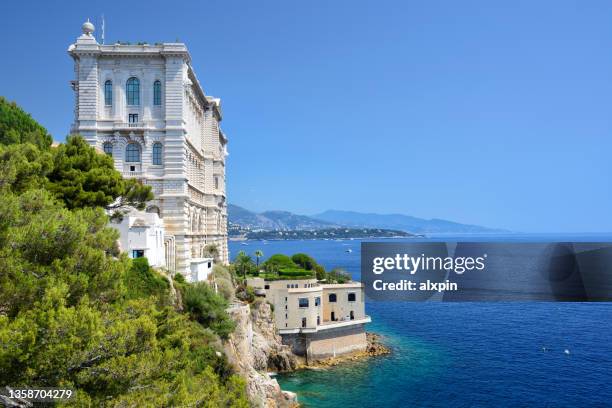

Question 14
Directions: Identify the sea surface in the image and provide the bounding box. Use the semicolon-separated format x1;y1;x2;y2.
229;235;612;407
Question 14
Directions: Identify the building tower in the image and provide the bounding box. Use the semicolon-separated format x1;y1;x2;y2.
68;20;229;277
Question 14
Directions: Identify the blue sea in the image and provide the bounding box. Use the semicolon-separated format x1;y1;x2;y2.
229;235;612;407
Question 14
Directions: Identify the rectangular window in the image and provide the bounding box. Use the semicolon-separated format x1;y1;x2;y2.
153;80;162;106
315;297;321;307
298;298;309;308
317;316;320;325
348;292;356;302
301;318;307;328
214;176;219;189
152;143;162;165
129;113;139;124
265;285;270;290
104;81;113;106
131;249;144;258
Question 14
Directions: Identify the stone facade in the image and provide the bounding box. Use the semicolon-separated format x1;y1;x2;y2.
68;21;228;277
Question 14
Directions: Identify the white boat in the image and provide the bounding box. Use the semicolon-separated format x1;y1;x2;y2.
346;249;353;253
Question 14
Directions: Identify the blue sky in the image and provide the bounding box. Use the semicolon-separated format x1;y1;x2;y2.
1;0;612;232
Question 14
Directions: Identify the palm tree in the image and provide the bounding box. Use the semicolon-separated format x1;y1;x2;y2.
235;250;253;279
254;250;263;267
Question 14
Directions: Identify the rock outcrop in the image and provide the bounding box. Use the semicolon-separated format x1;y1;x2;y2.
224;301;298;407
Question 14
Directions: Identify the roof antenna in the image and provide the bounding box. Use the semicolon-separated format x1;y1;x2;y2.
101;14;105;44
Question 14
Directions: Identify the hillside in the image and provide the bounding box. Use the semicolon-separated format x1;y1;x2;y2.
229;204;337;230
229;204;503;234
313;210;505;234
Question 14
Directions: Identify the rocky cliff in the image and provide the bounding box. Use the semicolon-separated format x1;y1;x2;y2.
224;300;298;407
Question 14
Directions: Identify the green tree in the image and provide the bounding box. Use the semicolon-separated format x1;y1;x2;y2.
263;254;297;270
182;282;236;339
0;101;248;406
0;143;52;193
292;253;317;270
46;135;153;211
234;250;254;279
0;96;53;149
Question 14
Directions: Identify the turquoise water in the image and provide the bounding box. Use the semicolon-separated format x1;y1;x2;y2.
229;236;612;407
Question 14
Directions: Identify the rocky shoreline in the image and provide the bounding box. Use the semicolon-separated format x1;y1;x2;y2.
225;297;389;407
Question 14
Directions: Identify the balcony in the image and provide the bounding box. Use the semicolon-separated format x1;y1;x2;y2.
277;315;371;335
114;121;147;131
123;163;143;178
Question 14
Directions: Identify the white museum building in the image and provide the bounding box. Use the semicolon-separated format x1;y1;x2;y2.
68;20;228;281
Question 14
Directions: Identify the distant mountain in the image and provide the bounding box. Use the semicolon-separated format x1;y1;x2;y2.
229;204;504;234
312;210;505;234
228;204;337;230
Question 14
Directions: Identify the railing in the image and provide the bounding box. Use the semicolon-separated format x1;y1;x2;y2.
114;122;146;129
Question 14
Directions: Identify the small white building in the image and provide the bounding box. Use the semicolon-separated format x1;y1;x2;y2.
113;210;167;268
190;257;214;282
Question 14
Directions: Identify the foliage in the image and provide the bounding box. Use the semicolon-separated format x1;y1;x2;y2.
292;253;317;270
182;282;236;339
216;278;235;301
203;243;220;262
327;267;352;284
0;96;53;149
212;264;235;301
264;254;297;270
0;187;246;406
0;143;52;193
234;250;256;278
0;102;248;407
173;272;186;284
46;135;153;211
235;285;255;303
123;257;170;303
246;252;351;283
314;264;327;280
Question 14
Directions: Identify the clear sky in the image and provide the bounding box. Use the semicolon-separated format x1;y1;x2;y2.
1;0;612;232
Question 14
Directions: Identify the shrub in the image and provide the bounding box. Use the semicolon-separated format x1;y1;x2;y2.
235;285;255;303
183;282;235;339
124;257;170;303
216;277;234;301
212;264;232;281
264;254;296;270
292;253;317;270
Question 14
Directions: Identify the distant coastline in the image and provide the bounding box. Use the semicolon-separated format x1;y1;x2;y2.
229;227;419;241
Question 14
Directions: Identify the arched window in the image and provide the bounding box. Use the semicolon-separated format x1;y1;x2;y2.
153;80;162;106
103;142;113;156
329;293;337;303
125;143;141;162
104;80;113;106
126;77;140;105
152;142;163;165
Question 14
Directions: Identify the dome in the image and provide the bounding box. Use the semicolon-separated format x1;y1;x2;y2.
82;19;95;35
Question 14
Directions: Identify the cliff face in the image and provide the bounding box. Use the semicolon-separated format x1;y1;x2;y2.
224;300;298;407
